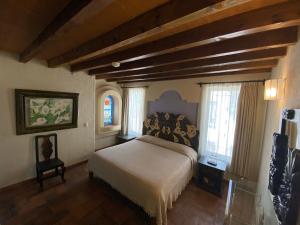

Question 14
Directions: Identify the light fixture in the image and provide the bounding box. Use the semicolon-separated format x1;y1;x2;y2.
112;61;121;68
214;37;226;42
264;79;285;100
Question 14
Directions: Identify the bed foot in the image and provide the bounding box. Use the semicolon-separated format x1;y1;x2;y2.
142;213;156;225
147;217;156;225
88;171;94;179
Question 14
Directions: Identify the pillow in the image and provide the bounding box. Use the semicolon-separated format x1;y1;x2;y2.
137;135;197;163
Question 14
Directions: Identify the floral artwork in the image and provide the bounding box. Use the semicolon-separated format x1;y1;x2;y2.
15;89;78;135
26;98;73;127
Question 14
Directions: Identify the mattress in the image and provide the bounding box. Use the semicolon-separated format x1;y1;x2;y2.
88;135;197;225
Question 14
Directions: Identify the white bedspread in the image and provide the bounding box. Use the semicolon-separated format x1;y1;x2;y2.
88;135;197;225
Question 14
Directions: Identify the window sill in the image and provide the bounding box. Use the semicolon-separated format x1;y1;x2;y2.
96;130;120;139
97;124;121;138
100;125;121;132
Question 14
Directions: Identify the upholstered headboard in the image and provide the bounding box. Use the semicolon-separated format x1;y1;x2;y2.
143;112;199;151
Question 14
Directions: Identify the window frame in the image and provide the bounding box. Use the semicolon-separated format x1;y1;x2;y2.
199;84;241;164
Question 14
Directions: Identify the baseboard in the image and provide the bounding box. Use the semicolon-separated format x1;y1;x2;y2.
0;160;88;193
67;160;88;169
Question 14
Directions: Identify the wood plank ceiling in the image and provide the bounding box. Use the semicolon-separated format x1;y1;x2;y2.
1;0;300;83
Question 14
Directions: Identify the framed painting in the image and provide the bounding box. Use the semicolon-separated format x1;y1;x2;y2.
15;89;79;135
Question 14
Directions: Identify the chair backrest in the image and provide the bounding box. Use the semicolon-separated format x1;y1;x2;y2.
35;133;58;163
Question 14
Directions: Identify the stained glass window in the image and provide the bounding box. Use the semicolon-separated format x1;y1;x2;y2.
104;95;113;126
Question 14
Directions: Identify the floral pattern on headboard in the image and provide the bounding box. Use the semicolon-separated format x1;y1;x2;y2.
142;112;199;151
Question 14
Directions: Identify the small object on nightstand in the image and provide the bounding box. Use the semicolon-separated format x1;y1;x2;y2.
197;156;226;197
207;160;217;166
117;134;136;144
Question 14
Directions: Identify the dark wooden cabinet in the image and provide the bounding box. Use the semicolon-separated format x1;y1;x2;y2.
197;157;226;197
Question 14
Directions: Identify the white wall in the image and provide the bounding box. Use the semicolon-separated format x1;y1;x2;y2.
257;28;300;225
0;51;95;188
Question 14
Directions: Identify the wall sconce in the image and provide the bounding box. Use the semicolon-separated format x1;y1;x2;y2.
264;79;285;100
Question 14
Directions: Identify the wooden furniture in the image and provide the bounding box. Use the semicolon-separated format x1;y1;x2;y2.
197;156;226;196
35;133;65;190
224;179;263;225
89;113;199;224
117;134;136;144
89;135;197;225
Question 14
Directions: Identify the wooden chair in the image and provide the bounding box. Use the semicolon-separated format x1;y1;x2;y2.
35;133;65;190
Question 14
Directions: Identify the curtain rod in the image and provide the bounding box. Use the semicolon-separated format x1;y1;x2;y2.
198;79;266;86
120;85;149;89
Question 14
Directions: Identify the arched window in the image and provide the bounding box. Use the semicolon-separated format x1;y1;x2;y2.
96;88;122;134
103;95;114;126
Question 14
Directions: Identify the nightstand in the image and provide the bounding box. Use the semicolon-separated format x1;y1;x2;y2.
197;156;226;197
117;134;136;144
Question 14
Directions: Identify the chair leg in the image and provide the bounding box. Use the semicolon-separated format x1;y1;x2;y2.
89;171;94;179
61;166;66;182
39;181;43;190
36;167;39;182
38;171;43;191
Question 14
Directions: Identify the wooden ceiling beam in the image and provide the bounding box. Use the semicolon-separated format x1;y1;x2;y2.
115;68;272;83
47;0;225;67
72;1;300;71
103;59;277;81
79;27;297;72
19;0;92;63
92;47;286;79
89;47;287;76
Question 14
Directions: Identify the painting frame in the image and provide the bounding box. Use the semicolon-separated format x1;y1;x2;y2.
15;89;79;135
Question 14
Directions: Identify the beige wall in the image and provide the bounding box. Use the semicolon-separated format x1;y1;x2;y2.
0;51;95;188
132;73;271;104
257;29;300;225
143;74;270;128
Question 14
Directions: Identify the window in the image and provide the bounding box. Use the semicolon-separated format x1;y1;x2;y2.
128;88;146;136
103;95;114;126
96;88;122;134
199;84;241;164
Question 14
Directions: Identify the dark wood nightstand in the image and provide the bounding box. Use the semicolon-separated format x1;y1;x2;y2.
197;157;226;197
117;134;136;144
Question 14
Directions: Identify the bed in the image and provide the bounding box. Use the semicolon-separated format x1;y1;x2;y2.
88;112;199;225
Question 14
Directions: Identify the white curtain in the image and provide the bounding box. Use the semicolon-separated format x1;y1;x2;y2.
199;83;241;164
121;88;129;136
128;87;146;136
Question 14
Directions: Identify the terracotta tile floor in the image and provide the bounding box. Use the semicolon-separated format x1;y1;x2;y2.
0;163;227;225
